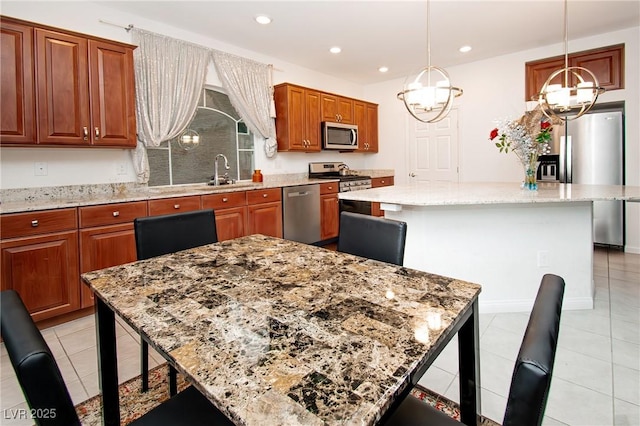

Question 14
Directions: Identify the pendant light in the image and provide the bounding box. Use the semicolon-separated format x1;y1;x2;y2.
397;0;463;123
538;0;604;121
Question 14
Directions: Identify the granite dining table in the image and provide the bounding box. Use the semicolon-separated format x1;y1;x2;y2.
82;234;481;426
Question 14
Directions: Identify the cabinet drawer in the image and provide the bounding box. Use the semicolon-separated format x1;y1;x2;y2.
319;182;339;195
79;201;147;228
371;176;394;188
148;196;202;216
202;191;247;210
1;208;77;239
247;188;282;205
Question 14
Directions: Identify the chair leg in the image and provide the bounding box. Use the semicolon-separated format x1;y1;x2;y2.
141;338;149;393
169;366;178;396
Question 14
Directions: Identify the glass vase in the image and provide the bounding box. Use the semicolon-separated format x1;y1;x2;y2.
522;160;540;191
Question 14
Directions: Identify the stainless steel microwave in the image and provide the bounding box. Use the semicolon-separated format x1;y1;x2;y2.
322;122;358;150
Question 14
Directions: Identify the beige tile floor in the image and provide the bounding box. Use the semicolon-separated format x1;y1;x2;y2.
1;247;638;425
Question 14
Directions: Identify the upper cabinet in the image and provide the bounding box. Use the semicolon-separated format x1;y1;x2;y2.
321;93;354;124
354;101;378;153
274;82;378;153
274;83;321;152
525;44;624;101
1;16;137;148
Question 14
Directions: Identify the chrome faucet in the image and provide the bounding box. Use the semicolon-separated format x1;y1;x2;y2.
212;154;230;186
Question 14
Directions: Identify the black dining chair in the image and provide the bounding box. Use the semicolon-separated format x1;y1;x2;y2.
337;211;408;266
134;209;218;394
0;289;233;426
383;273;566;426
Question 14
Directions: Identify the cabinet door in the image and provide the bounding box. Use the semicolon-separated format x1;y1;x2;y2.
215;206;247;241
320;194;339;240
571;46;624;91
35;29;90;145
79;223;137;307
88;40;136;147
321;93;338;122
337;97;354;124
353;101;366;152
524;57;565;102
1;231;80;322
148;196;201;216
304;89;321;151
0;19;35;144
365;103;378;152
247;202;282;238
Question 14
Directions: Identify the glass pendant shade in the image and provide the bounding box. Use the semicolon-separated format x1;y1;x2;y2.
177;129;200;151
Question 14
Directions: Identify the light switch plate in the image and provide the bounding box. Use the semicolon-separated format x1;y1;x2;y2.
34;162;48;176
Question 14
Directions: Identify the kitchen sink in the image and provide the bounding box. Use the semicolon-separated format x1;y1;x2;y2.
147;182;258;194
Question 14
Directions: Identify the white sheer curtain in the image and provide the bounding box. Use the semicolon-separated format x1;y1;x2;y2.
130;29;211;183
211;51;277;158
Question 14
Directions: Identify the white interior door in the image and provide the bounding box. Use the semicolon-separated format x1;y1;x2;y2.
407;108;459;183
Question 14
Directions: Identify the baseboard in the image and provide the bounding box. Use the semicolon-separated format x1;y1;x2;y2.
624;245;640;254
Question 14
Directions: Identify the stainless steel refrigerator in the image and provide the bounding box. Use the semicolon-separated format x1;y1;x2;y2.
552;110;625;247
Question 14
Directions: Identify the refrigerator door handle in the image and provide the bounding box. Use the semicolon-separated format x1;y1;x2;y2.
559;135;566;182
565;135;572;183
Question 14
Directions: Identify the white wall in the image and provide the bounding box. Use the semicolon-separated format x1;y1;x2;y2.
364;26;640;252
0;1;374;189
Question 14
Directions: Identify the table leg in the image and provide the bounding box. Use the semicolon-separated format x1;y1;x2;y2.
96;298;120;426
458;299;481;425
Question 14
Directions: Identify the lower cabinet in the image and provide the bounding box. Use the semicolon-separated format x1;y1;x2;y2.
148;196;202;216
320;182;339;240
202;191;247;241
247;188;282;238
78;201;147;307
0;208;80;322
371;176;395;217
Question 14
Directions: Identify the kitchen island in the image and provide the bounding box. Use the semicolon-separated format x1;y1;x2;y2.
339;182;640;313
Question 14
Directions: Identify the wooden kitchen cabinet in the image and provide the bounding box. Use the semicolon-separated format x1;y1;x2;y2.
525;44;624;101
0;16;136;147
0;18;36;144
247;188;282;238
148;196;202;216
202;191;247;241
371;176;394;217
78;201;147;307
274;83;321;152
319;182;339;240
354;101;379;152
321;93;354;124
0;208;80;322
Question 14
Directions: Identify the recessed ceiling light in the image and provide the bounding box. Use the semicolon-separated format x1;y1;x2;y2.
329;46;342;54
459;45;472;53
255;15;272;25
378;66;389;73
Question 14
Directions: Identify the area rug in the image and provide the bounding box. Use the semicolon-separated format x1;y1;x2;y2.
75;365;499;425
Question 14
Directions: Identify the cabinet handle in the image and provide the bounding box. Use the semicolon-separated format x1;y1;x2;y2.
112;211;120;217
222;197;228;202
95;127;100;139
174;204;180;209
328;186;333;190
262;194;268;198
381;180;385;184
83;127;88;141
31;220;39;227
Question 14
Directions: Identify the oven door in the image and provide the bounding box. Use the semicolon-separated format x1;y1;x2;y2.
339;199;371;216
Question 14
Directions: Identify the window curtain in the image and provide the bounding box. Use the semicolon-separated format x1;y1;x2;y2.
211;51;278;158
130;28;211;183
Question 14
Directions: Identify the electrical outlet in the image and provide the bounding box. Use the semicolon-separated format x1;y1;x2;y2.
537;250;549;267
34;162;48;176
116;163;127;175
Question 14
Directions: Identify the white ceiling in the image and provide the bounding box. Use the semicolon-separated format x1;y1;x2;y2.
98;0;640;85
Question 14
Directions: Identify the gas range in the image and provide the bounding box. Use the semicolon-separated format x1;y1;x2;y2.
308;162;372;192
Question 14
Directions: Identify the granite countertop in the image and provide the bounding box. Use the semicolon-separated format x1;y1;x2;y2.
0;169;395;214
82;234;480;426
339;182;640;206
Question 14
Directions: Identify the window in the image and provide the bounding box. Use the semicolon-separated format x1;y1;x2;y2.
147;87;254;186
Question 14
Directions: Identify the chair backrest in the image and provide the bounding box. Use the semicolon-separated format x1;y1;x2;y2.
337;211;407;266
0;290;81;426
134;209;218;260
503;273;565;426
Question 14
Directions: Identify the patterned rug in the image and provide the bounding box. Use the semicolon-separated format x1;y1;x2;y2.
75;365;500;425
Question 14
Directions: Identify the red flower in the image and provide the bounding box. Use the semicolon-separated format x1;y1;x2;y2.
540;121;551;130
489;128;499;140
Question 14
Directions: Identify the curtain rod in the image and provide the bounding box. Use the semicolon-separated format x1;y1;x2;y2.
97;18;283;72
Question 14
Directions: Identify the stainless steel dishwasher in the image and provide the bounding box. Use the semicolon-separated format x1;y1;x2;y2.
282;184;320;244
